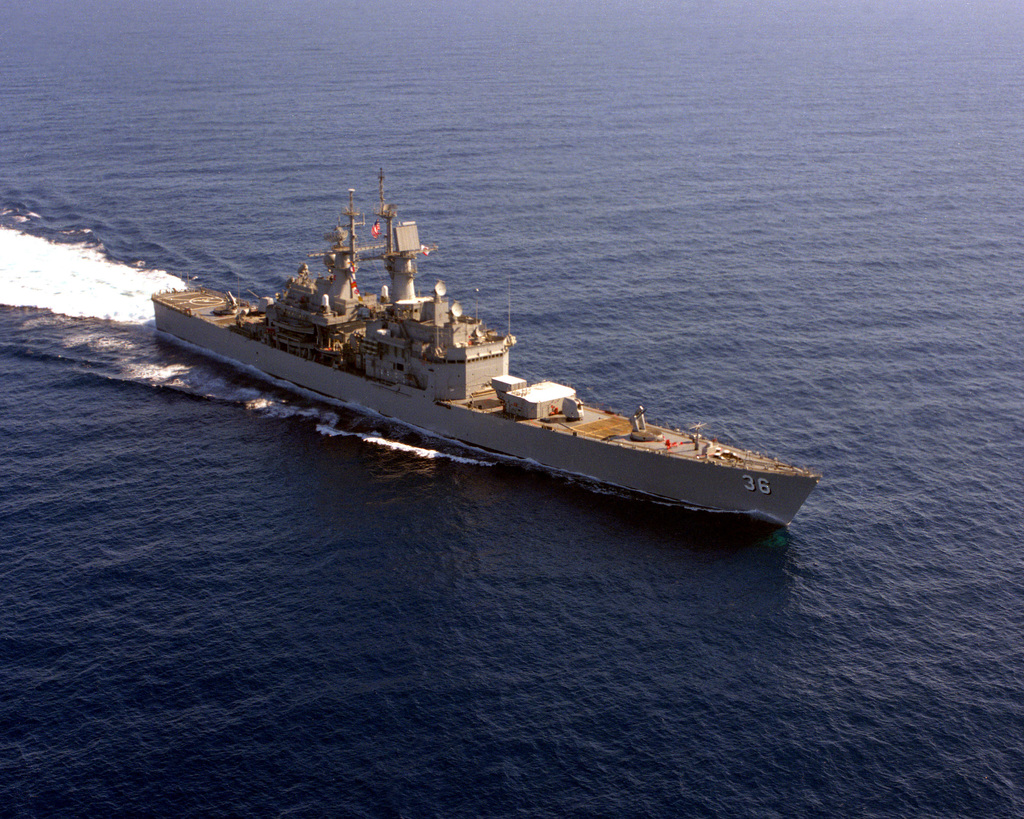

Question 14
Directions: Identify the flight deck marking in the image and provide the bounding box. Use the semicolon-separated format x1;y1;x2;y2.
182;294;224;307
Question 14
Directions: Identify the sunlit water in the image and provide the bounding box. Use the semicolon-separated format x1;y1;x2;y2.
1;1;1022;815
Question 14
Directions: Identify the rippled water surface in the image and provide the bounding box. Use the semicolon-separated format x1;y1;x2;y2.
2;1;1023;815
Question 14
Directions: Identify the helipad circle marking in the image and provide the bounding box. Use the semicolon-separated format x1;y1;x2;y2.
185;295;224;307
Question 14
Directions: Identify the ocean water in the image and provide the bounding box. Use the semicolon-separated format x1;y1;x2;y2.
2;0;1023;815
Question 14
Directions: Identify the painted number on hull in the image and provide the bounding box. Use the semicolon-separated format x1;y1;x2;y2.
743;475;771;495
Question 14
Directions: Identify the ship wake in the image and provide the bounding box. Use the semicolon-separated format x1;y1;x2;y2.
315;423;494;467
0;224;183;323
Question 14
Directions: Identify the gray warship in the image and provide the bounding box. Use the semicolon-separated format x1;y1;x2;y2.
153;176;820;525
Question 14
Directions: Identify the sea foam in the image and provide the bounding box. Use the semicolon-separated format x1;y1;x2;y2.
0;226;184;323
317;423;492;466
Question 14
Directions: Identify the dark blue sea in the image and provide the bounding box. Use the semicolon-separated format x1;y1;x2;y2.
2;1;1023;815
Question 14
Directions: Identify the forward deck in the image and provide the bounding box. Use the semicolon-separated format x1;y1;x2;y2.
454;391;817;478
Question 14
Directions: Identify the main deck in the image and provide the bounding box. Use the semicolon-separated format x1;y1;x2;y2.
155;288;816;480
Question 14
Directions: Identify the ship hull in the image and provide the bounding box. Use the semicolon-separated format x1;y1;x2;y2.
154;300;817;525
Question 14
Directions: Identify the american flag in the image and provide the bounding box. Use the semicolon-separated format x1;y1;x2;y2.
371;219;381;239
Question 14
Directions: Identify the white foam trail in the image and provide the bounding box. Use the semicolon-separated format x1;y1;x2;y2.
316;423;493;466
0;226;184;323
255;401;337;424
121;362;194;386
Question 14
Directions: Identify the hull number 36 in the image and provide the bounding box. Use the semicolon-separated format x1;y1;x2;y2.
742;475;771;495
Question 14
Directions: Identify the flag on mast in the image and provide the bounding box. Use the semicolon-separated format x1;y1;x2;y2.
371;219;381;239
